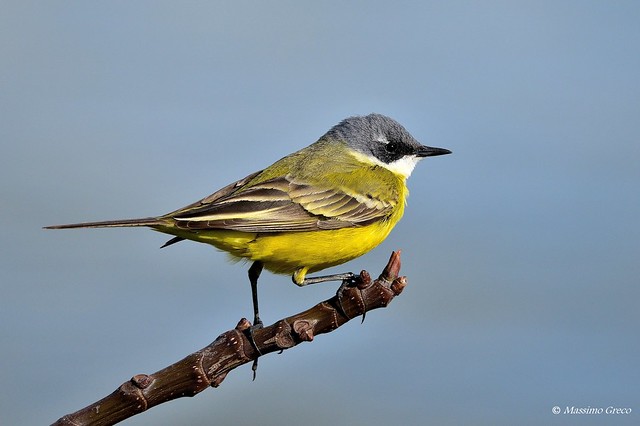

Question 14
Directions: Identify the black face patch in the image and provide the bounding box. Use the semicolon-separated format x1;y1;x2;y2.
371;138;415;164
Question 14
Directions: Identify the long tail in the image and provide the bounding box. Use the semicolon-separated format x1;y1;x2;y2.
44;217;162;230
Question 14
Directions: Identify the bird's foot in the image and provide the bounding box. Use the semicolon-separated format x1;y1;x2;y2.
244;316;263;380
335;271;370;323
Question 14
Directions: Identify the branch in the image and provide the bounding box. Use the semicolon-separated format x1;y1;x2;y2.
52;251;407;426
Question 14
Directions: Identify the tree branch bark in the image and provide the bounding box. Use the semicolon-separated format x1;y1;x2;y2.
52;251;407;426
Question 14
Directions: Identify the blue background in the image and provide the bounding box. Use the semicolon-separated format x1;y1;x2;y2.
2;2;638;425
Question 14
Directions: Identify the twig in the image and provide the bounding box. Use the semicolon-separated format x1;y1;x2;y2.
52;251;407;426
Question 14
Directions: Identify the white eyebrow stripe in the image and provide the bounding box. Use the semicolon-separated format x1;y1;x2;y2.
376;135;389;144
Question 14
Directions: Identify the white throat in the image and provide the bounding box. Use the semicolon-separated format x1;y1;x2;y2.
351;151;421;179
384;155;421;178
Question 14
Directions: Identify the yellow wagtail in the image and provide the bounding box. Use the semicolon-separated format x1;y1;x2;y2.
46;113;451;328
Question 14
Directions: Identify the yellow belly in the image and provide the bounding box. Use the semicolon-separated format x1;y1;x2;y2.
155;216;399;282
247;220;396;275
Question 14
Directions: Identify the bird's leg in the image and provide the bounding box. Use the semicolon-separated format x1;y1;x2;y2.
295;271;358;320
248;261;264;328
295;272;356;286
247;261;264;380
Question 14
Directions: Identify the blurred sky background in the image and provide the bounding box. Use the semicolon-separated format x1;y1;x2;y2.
1;2;639;425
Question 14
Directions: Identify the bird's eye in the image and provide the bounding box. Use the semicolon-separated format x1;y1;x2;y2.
385;142;398;153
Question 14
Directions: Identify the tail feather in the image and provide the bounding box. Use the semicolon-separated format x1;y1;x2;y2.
44;217;161;230
160;236;185;248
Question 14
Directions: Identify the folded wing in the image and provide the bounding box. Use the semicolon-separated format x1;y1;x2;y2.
169;174;394;233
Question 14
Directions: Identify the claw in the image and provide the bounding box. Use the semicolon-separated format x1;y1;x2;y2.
244;321;263;381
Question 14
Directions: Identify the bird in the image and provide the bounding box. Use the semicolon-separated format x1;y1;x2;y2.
45;113;451;329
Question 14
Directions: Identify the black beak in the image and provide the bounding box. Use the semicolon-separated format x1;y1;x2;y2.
416;145;452;158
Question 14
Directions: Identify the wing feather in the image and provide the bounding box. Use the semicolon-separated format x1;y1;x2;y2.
170;174;395;233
